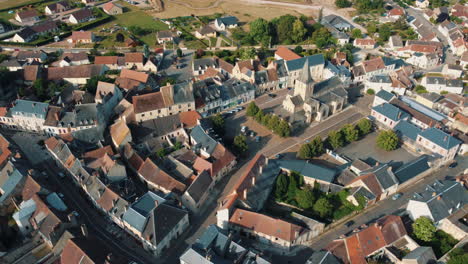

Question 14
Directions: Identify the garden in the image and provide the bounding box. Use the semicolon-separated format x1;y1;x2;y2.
273;171;366;223
411;217;459;258
246;102;291;138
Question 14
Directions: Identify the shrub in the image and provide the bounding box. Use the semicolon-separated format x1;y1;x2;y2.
366;88;375;95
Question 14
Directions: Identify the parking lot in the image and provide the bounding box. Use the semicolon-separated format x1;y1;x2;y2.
337;131;418;166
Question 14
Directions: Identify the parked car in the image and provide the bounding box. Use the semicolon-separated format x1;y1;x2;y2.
241;126;247;133
58;172;65;178
255;136;261;142
275;154;282;159
72;211;79;217
449;162;458;168
392;193;403;200
345;220;355;227
250;131;256;137
268;93;277;98
58;193;64;199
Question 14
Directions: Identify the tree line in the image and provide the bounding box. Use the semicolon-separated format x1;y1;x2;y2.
246;102;291;137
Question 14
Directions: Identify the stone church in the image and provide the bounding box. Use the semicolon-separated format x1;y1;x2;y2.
282;60;348;123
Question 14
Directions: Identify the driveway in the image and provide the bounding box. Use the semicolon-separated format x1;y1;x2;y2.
337;131;418;165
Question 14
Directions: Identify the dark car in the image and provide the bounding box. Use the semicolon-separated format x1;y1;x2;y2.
449;162;458;168
268;93;277;98
345;220;355;227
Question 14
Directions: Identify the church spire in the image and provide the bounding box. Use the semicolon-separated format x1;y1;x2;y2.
299;58;313;84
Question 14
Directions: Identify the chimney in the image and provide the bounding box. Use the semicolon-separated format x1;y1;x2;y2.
154;200;159;208
432;192;436;197
444;136;448;141
243;189;247;200
437;195;442;200
398;112;402;119
252;176;256;186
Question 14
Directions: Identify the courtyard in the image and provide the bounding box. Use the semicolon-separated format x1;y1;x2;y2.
337;131;418;166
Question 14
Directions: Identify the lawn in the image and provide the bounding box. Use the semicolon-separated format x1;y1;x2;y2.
0;0;43;10
93;1;168;47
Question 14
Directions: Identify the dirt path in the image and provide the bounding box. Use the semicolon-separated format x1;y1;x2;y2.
168;0;223;9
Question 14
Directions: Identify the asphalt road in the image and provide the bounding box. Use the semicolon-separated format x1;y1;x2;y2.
3;130;158;264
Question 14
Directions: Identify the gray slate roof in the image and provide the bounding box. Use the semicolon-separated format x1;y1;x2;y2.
278;160;337;183
394;120;421;141
285;54;325;72
216;16;238;26
186;171;212;203
376;89;395;102
411;180;468;222
419;127;461;150
306;251;341;264
372;103;409;122
190;125;218;155
11;100;49;119
394;155;429;183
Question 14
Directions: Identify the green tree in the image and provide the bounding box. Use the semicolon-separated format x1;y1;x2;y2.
430;0;447;8
294;45;303;54
415;85;428;94
448;248;468;264
276;119;291;137
261;114;271;126
298;143;313;159
210;113;225;136
378;23;392;42
246;102;260;117
249;18;272;46
84;75;113;94
274;15;297;44
32;79;46;100
115;33;125;42
309;136;324;157
239;48;257;60
286;173;298;201
357;118;373;136
311;27;336;48
176;48;183;58
367;23;378;35
292;19;307;43
327;130;344;150
233;135;248;153
366;88;375;95
157;148;167;158
351;28;363;39
342;124;359;143
267;115;281;130
143;44;150;58
296;189;315;209
376;130;399;151
275;173;289;200
0;54;8;64
255;109;265;122
412;217;436;242
313;198;333;218
335;0;352;8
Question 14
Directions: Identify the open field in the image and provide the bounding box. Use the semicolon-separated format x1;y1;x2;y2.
153;1;308;22
151;0;355;22
92;1;169;47
0;0;43;10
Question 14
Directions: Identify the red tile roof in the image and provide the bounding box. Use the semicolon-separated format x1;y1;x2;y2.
362;57;385;73
229;208;306;242
71;31;93;41
17;9;38;19
120;69;148;83
124;53;144;63
61;239;94;264
94;56;118;65
388;7;404;16
179;111;201;128
138;158;186;194
275;46;301;61
132;92;167;114
96;187;120;212
354;38;376;46
21;175;41;201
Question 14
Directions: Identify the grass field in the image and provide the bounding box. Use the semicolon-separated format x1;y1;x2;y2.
92;1;168;47
0;0;43;10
